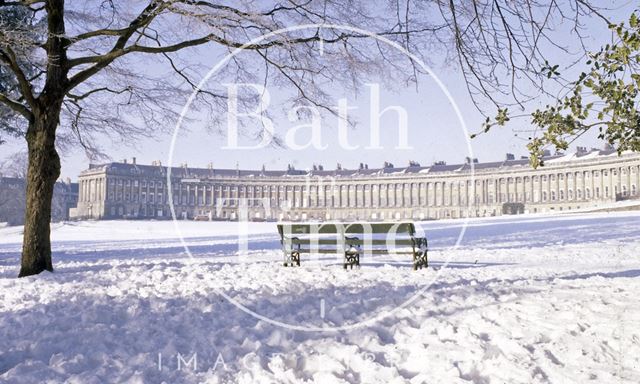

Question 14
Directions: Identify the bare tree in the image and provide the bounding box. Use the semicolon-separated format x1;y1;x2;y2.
0;0;612;277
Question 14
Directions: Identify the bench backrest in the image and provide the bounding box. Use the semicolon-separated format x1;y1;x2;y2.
277;222;417;237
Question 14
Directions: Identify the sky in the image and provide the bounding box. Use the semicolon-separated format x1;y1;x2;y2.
0;1;637;180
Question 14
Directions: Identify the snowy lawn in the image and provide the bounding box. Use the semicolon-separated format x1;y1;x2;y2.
0;212;639;383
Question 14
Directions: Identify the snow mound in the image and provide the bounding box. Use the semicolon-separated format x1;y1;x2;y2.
1;212;639;383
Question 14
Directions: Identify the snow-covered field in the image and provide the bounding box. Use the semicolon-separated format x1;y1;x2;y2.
1;212;639;383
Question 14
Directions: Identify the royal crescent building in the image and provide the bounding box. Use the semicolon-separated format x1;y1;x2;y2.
70;147;640;221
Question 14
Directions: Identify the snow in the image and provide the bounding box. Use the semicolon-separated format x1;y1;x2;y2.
1;212;639;383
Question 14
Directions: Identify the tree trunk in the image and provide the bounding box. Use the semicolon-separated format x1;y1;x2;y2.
17;0;67;277
19;109;61;277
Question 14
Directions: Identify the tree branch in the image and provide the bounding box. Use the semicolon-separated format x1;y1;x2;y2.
67;86;132;101
0;92;32;119
64;0;167;91
0;0;44;7
0;47;36;107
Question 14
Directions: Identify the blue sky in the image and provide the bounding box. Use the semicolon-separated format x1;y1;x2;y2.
0;1;637;180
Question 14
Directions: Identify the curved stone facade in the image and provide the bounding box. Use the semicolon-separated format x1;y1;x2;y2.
70;148;640;221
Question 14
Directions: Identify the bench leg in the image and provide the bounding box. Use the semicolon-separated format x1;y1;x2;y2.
413;251;428;270
291;251;300;267
283;250;301;267
343;253;359;270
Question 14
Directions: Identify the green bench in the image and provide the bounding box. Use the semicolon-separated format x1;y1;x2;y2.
276;222;428;270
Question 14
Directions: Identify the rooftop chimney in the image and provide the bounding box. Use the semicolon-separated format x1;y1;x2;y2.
505;153;515;161
132;157;136;165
